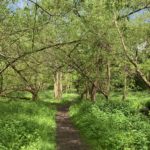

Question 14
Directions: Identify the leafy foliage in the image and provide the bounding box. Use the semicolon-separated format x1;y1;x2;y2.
0;0;150;149
0;92;56;150
69;92;150;150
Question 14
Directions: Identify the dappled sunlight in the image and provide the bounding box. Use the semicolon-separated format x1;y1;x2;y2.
0;99;56;150
1;0;150;149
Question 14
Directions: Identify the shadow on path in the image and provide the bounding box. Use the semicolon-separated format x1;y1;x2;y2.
56;102;89;150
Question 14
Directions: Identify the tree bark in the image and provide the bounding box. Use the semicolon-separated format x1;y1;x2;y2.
106;60;111;99
90;81;98;101
80;82;90;100
0;74;3;94
54;71;62;100
136;69;150;89
31;91;38;101
122;66;127;100
85;88;90;100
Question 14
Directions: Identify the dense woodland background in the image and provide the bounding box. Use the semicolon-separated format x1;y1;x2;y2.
0;0;150;150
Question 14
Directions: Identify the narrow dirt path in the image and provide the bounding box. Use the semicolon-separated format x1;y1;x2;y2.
56;103;89;150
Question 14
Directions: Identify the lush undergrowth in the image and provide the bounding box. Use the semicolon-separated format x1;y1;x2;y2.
0;91;56;150
69;91;150;150
61;93;79;104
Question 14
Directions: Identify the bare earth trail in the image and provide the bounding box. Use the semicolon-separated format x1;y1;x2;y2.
56;103;89;150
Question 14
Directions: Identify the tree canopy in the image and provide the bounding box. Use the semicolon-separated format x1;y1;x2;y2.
0;0;150;100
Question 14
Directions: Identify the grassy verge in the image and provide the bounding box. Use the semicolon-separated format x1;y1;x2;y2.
0;91;56;150
69;91;150;150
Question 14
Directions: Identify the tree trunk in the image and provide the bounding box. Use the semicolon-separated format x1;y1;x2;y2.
24;86;39;101
122;67;127;100
32;91;38;101
80;84;90;100
106;60;111;99
0;74;3;94
90;81;98;101
136;69;150;89
148;71;150;81
115;18;150;90
85;88;90;100
65;74;69;93
84;81;90;100
54;71;62;100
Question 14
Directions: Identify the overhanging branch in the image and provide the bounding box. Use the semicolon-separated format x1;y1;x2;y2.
114;12;150;89
0;40;81;75
28;0;59;17
120;3;150;19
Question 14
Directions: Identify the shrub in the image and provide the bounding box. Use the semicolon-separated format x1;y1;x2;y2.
69;93;150;150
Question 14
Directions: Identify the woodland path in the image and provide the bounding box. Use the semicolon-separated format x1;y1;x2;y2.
56;103;89;150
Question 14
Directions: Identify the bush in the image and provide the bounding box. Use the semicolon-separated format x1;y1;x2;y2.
69;92;150;150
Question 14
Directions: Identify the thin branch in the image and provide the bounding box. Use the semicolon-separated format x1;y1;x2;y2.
114;18;138;68
10;64;29;84
0;53;7;59
120;3;150;19
32;0;37;51
0;40;81;75
57;45;108;98
0;21;50;41
28;0;59;17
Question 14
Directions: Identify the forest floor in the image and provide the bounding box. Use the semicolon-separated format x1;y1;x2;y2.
56;102;89;150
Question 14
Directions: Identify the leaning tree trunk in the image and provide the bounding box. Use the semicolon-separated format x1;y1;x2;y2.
54;71;62;100
115;19;150;89
136;69;150;89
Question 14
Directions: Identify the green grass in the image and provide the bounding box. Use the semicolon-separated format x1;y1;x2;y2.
61;93;79;104
1;90;149;150
0;91;56;150
69;91;150;150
